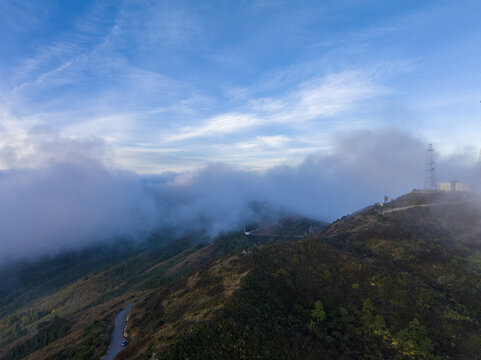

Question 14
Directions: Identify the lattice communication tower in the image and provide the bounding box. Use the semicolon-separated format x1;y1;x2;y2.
424;143;437;190
476;148;481;193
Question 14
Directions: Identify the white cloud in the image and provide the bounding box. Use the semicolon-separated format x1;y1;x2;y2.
0;113;40;169
2;2;438;174
167;113;263;141
165;70;387;143
259;71;387;122
62;113;138;143
235;135;291;150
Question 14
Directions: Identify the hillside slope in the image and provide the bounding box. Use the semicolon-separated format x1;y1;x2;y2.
117;191;481;360
0;217;324;360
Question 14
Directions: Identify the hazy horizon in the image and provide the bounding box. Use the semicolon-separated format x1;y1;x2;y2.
1;0;481;262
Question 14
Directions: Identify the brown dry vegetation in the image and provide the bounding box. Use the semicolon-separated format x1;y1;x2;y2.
9;195;481;359
114;192;481;360
117;253;251;359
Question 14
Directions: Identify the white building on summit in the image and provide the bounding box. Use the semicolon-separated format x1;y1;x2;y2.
439;180;471;192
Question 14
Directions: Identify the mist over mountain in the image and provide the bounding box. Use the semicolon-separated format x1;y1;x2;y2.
0;128;477;263
4;1;481;359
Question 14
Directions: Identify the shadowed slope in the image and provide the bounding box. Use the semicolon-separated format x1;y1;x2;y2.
118;192;481;359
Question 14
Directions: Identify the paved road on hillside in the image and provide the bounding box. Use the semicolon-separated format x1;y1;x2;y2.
102;302;136;360
382;201;464;214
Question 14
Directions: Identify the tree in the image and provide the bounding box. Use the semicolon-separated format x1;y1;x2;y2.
394;318;435;359
311;301;326;323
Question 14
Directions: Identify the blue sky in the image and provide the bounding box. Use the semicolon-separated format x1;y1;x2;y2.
1;0;481;173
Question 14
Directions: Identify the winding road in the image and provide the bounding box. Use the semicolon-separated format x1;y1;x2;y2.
382;201;464;214
102;302;136;360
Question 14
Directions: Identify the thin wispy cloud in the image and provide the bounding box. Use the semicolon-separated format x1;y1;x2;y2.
235;135;291;150
256;71;386;121
0;1;50;33
167;113;262;141
2;0;481;174
164;70;387;148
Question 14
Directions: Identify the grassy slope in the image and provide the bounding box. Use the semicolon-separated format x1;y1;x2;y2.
0;236;202;360
1;217;324;359
117;192;481;360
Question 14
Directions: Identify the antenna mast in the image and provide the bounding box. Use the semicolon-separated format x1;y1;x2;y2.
476;148;481;193
424;143;437;191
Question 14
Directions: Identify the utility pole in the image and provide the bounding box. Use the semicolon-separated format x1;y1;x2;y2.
476;149;481;193
424;143;437;191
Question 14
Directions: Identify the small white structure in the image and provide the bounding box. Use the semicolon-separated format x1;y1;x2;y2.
439;180;471;192
439;183;451;191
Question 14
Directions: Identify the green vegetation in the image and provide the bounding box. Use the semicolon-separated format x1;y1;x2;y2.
4;316;71;360
394;318;434;359
4;194;481;359
50;319;110;360
0;236;197;359
1;216;318;359
311;301;326;323
119;193;481;359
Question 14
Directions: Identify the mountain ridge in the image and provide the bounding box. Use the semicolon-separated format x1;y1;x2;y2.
118;191;481;359
2;192;481;359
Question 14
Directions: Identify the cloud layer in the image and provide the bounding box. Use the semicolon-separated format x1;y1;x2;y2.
1;128;478;264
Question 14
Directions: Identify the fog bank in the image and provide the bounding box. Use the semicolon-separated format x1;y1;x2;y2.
0;129;477;262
